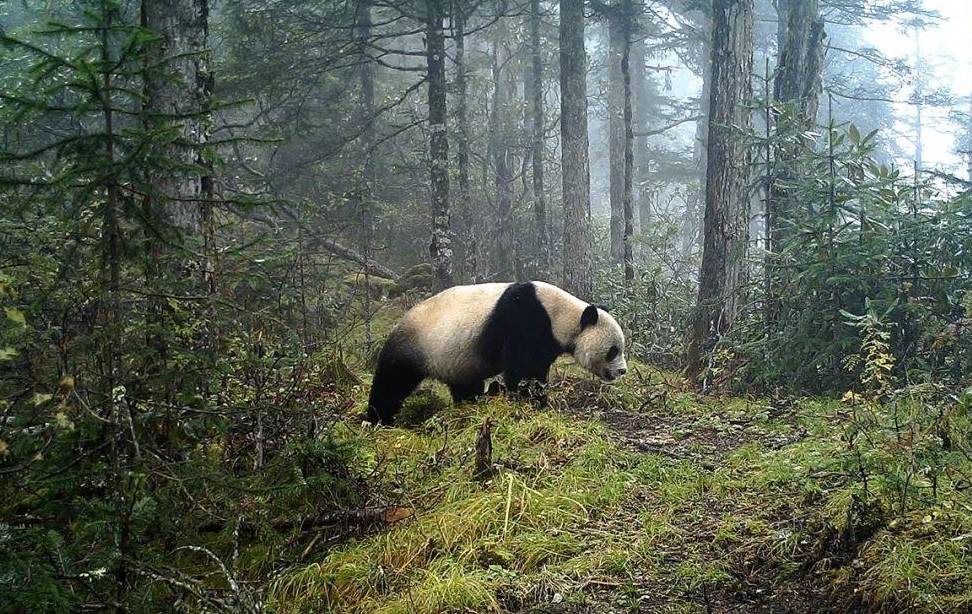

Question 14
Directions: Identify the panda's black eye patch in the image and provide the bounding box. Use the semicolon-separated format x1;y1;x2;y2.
606;345;620;361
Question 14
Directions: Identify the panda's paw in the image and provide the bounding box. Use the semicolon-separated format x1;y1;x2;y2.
514;380;548;406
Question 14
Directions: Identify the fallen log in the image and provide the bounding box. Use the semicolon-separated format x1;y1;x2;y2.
309;236;400;280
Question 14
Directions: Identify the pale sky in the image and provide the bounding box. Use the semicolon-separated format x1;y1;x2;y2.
866;0;972;174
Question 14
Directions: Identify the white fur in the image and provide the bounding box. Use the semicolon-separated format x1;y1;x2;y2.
394;281;626;384
396;282;510;383
534;282;627;380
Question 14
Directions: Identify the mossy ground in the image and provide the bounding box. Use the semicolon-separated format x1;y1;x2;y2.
256;356;972;613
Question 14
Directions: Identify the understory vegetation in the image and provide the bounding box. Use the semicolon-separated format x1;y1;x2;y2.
5;287;972;612
4;0;972;612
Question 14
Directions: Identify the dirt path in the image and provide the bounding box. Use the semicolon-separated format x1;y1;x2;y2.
548;376;832;614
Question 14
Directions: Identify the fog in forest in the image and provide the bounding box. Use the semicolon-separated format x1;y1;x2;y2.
3;0;972;611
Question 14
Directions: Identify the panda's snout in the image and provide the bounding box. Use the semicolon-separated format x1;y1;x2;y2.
603;367;627;381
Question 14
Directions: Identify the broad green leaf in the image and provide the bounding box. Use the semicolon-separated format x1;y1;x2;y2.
33;392;53;406
5;307;26;327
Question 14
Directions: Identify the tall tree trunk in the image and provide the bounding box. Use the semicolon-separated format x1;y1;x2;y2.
142;0;213;401
488;37;517;280
101;11;128;608
767;0;824;313
621;3;635;283
530;0;550;279
426;0;453;291
913;26;924;173
772;0;824;123
775;0;790;54
967;94;972;181
559;0;593;300
681;6;712;263
608;15;625;264
143;0;211;242
687;0;755;382
631;33;650;240
356;0;376;348
454;3;477;282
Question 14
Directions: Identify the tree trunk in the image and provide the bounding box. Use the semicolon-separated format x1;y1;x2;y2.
141;0;213;398
356;0;375;347
772;0;825;123
913;27;924;173
488;37;517;281
608;15;625;264
631;33;650;240
767;0;824;313
530;0;550;279
621;3;635;283
559;0;593;300
142;0;211;240
682;7;711;262
426;0;453;291
775;0;789;54
100;11;128;608
967;94;972;181
687;0;754;382
454;4;477;282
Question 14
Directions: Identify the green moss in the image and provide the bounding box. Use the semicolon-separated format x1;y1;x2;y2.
396;388;450;426
264;371;972;613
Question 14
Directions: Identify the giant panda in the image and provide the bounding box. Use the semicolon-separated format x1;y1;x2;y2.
366;281;627;424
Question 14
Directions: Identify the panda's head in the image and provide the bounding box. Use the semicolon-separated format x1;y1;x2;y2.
573;305;627;382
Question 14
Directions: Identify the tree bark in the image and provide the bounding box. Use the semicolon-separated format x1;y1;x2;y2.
474;418;493;479
356;0;376;347
454;4;477;282
308;236;400;280
687;0;754;382
559;0;593;300
621;3;635;283
141;0;213;398
682;6;712;262
488;36;517;281
529;0;550;279
142;0;211;240
631;33;650;241
426;0;454;291
772;0;825;123
767;0;825;314
608;15;625;264
913;27;924;172
967;94;972;181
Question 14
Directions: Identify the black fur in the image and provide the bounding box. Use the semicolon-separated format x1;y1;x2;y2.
366;328;425;424
367;282;569;425
476;282;566;390
581;304;599;327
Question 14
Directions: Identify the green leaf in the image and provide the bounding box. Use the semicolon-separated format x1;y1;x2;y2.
32;392;53;406
0;347;17;361
5;307;26;327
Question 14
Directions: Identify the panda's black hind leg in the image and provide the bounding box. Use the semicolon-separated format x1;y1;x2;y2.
367;337;424;425
449;380;485;405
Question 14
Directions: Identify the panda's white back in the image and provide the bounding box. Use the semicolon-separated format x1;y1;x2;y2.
396;282;511;383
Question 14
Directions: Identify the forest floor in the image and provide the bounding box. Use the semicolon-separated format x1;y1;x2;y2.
231;294;972;612
258;357;972;614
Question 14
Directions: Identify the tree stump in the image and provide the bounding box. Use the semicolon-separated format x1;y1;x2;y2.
474;417;493;480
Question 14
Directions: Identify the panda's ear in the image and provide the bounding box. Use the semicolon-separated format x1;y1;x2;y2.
594;303;610;313
581;305;599;328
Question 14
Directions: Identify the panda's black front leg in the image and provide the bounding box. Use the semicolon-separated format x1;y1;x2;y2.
449;380;485;405
503;351;553;406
